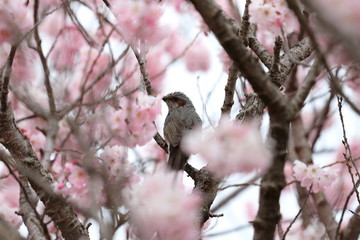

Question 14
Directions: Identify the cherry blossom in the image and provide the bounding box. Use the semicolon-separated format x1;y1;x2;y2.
1;0;360;238
50;26;86;71
55;162;89;202
0;0;31;44
293;160;336;193
183;118;272;178
184;39;211;72
316;0;360;37
99;145;135;183
111;0;165;45
249;0;299;50
54;160;104;207
10;47;38;85
0;167;21;228
123;170;201;240
146;49;166;93
67;48;112;103
109;92;162;147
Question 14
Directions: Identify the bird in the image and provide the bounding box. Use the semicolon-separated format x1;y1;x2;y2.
162;92;202;170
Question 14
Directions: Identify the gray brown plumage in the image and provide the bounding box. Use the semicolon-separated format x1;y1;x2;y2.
163;92;202;170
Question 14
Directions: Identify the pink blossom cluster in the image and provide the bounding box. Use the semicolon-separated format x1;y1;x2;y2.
322;139;360;209
99;145;136;184
4;47;38;86
0;165;21;228
111;0;165;45
109;92;162;147
316;0;360;37
183;118;272;178
49;26;85;71
124;171;201;240
54;161;94;206
249;0;299;49
0;0;31;44
293;160;337;193
184;39;211;72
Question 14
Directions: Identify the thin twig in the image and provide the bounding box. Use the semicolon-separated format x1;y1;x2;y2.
221;62;238;117
335;180;360;239
336;96;360;203
282;186;312;240
33;0;56;115
218;181;260;190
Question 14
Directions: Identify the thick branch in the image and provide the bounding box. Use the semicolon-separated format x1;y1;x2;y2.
253;113;289;240
247;24;273;69
0;106;89;240
185;164;221;227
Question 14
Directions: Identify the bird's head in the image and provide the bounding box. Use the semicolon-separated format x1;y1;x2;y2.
162;92;194;110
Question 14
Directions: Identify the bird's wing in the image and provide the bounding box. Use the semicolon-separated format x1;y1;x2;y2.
164;107;201;147
164;111;185;147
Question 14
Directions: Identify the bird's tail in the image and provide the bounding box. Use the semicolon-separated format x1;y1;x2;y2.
167;145;189;170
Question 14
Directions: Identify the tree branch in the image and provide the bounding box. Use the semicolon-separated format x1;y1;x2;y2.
289;58;322;117
221;62;238;117
235;93;265;122
1;45;17;112
0;107;89;240
270;36;283;87
33;0;56;115
279;37;314;84
185;164;221;227
342;205;360;240
19;175;50;240
247;24;273;70
189;0;284;111
290;109;337;240
286;0;360;115
240;0;251;46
